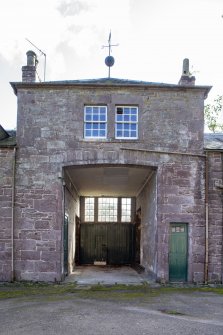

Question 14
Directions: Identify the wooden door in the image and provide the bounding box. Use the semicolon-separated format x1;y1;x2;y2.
169;223;188;282
80;223;135;265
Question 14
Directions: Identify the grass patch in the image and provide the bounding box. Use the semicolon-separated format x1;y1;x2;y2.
87;282;149;292
0;282;222;301
0;282;157;301
197;287;223;295
76;282;161;300
0;282;78;300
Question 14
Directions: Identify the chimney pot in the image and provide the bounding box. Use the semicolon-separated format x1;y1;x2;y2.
178;58;195;86
22;50;38;83
182;58;189;76
26;50;38;66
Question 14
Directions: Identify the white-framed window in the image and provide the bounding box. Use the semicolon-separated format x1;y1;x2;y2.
84;106;107;139
98;197;118;222
115;106;138;139
83;197;132;223
121;198;131;222
84;197;95;222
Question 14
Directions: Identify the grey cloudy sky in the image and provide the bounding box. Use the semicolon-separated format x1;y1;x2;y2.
0;0;223;129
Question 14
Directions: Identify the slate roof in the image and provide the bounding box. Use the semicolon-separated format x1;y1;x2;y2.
0;125;16;147
10;77;212;96
0;124;9;140
204;133;223;151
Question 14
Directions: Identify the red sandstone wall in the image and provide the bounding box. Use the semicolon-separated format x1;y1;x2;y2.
0;148;14;281
9;84;209;282
208;152;223;283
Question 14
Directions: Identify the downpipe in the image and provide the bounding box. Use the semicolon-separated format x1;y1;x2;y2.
11;147;16;282
204;152;209;284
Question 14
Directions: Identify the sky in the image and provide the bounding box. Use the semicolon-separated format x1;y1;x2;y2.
0;0;223;129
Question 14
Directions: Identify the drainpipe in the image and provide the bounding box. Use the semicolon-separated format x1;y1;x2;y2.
11;147;16;282
62;181;66;279
216;153;223;284
222;153;223;285
58;170;66;281
204;152;209;284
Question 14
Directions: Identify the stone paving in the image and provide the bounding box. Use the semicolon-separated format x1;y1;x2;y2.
65;265;150;285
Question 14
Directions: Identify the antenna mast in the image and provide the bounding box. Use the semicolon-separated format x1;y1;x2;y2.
26;38;46;81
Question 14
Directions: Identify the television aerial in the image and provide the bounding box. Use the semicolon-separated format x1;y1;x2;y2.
26;38;46;81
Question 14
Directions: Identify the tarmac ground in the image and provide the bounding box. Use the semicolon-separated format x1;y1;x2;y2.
0;266;223;335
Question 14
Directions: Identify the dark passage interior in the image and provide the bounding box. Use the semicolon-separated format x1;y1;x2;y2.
63;165;157;278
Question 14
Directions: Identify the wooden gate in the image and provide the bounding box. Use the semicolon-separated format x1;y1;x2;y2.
80;223;135;265
169;223;188;281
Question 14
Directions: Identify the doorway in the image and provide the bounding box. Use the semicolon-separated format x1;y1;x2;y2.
63;165;157;276
80;223;135;265
169;223;188;282
79;196;135;265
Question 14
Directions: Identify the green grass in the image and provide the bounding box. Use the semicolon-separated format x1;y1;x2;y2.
0;282;222;301
0;282;77;299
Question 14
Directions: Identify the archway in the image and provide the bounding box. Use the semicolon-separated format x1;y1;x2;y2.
63;164;157;278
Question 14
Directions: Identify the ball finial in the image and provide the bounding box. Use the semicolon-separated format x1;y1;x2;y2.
105;55;115;67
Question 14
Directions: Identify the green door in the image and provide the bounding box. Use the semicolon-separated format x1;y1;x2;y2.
169;223;188;282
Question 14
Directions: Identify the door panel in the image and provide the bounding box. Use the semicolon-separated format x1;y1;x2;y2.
95;224;107;262
80;223;96;264
107;224;134;264
169;223;188;281
80;223;135;265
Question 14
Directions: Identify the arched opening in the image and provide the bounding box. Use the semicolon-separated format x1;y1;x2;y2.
63;164;157;279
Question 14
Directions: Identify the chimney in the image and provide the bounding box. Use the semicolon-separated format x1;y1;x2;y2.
178;58;195;86
22;50;38;82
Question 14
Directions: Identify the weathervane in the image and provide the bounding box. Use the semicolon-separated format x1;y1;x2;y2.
102;32;118;78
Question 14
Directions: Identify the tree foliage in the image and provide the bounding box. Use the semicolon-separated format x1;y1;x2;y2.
204;95;223;132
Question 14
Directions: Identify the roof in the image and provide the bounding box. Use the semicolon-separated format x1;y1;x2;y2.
0;124;9;140
204;133;223;151
10;77;212;97
0;125;16;148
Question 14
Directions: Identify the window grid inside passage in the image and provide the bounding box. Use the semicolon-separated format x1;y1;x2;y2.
98;198;118;222
84;106;107;138
84;198;95;221
115;106;138;139
121;198;131;222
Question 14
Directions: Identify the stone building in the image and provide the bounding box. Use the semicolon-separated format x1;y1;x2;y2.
0;51;222;283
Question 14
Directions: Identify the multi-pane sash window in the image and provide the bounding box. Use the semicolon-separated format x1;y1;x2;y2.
84;197;95;221
121;198;131;222
115;106;138;139
84;106;107;138
98;198;118;222
84;197;132;223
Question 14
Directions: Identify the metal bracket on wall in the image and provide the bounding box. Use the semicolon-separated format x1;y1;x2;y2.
214;180;223;189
